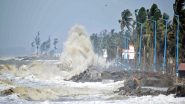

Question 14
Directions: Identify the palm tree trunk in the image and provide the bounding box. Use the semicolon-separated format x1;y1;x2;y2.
37;46;39;56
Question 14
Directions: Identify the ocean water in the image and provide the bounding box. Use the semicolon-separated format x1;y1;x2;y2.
0;25;185;104
0;71;185;104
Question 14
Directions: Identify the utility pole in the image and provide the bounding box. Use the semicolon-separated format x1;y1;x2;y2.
135;10;143;70
174;14;179;77
135;22;143;69
147;19;157;72
162;19;168;73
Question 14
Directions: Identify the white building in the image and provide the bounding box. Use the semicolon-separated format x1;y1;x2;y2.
122;45;135;60
102;49;108;58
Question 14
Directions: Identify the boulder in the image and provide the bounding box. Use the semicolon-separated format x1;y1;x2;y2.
166;86;176;95
69;66;102;82
115;77;141;96
140;88;166;96
175;85;185;97
0;88;14;95
115;76;166;96
0;87;58;100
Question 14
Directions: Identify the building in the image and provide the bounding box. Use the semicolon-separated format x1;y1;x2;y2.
122;45;135;60
179;63;185;78
102;49;108;58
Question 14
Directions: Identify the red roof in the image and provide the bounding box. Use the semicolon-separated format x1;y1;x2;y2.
179;63;185;71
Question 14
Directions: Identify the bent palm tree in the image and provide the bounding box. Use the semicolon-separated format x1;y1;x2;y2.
118;9;133;31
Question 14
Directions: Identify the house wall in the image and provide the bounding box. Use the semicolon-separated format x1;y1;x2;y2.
179;71;185;78
122;45;135;60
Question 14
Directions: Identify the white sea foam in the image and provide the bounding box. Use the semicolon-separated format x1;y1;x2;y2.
59;25;107;79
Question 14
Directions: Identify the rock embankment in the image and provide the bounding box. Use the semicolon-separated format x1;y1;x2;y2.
69;66;128;82
115;74;185;97
114;77;166;96
167;84;185;97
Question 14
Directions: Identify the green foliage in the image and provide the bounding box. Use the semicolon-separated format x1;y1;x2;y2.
150;4;158;17
173;0;185;62
133;3;174;69
53;38;58;50
163;12;169;20
153;8;162;20
31;32;58;56
90;29;131;61
40;37;51;54
31;42;35;48
149;4;162;21
118;9;133;31
34;32;40;55
137;7;147;23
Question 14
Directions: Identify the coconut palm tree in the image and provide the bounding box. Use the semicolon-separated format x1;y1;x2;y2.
173;0;185;62
31;42;35;48
118;9;133;31
35;32;40;55
53;38;58;50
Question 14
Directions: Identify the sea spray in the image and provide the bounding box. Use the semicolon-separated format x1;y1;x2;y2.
59;25;107;78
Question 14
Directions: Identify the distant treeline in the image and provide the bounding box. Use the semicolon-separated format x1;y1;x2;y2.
31;32;58;56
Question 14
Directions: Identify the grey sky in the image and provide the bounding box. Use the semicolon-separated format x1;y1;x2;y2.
0;0;174;56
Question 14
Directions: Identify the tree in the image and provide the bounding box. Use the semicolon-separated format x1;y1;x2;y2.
40;41;47;54
150;4;158;17
40;37;51;55
46;37;51;51
31;42;35;48
118;9;133;31
153;8;162;20
31;41;35;54
90;29;131;61
137;7;147;23
173;0;185;62
150;4;162;21
90;33;99;53
133;4;169;70
163;12;169;20
35;32;40;55
53;38;58;50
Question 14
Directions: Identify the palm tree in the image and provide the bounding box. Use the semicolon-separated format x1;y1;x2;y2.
46;37;51;53
40;41;47;54
173;0;185;62
53;38;58;50
35;32;40;55
137;7;147;23
40;37;51;55
118;9;133;31
31;42;35;48
31;41;35;54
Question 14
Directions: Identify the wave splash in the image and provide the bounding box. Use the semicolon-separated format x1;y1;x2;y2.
59;25;107;79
